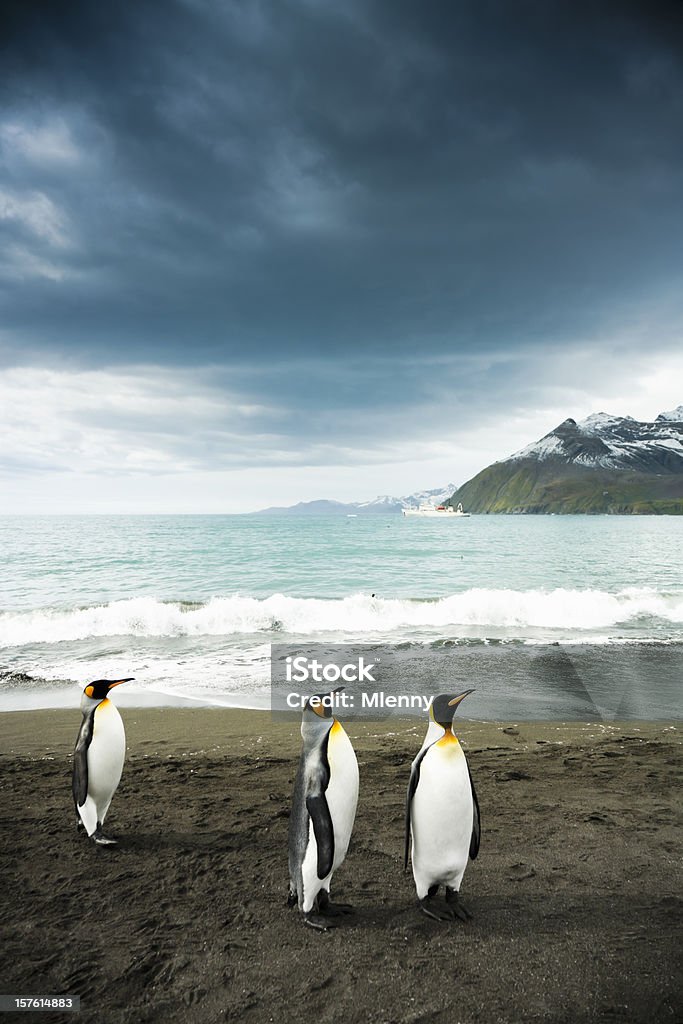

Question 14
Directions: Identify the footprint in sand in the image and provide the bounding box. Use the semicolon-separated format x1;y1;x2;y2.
507;862;536;880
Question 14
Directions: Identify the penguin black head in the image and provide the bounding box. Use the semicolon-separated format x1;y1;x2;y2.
430;690;474;729
83;678;134;702
303;685;344;721
300;686;343;746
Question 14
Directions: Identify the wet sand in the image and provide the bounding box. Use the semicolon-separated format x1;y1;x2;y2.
0;710;680;1023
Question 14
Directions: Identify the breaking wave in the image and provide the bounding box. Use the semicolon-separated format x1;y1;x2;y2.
1;588;682;646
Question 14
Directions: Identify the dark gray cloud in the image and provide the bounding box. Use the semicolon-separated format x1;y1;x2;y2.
1;0;682;432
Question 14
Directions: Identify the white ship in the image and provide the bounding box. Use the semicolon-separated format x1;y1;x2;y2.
402;502;470;518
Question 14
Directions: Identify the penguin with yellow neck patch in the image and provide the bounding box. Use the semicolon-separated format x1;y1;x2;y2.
288;687;359;930
405;691;480;921
72;678;133;845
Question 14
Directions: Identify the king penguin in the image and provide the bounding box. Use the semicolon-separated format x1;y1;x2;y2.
288;687;359;930
405;691;480;920
72;678;133;845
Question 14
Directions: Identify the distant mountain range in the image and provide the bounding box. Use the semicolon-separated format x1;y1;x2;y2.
254;406;683;517
254;484;456;516
451;406;683;514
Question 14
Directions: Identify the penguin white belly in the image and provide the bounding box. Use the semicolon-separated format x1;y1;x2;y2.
411;738;473;898
300;821;321;911
326;721;359;873
87;699;126;824
300;721;359;910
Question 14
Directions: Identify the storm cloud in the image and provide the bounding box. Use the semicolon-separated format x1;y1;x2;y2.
1;0;682;509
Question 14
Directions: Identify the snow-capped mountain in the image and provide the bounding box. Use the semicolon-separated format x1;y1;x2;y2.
454;408;682;515
253;485;456;516
657;405;683;422
356;484;456;511
509;410;682;472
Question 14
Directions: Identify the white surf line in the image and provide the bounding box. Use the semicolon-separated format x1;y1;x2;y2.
136;686;269;711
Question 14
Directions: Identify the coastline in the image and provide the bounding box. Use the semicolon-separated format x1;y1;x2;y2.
1;709;680;1023
0;705;678;754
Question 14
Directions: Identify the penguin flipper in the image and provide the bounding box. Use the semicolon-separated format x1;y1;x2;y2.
72;713;94;809
306;794;335;879
404;746;429;870
468;763;481;860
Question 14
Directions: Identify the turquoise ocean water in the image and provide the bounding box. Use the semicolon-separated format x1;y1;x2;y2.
0;514;681;717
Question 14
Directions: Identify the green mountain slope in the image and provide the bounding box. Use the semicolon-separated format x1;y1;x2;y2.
452;460;683;514
451;409;683;514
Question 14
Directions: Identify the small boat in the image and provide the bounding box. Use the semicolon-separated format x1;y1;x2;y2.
402;502;470;518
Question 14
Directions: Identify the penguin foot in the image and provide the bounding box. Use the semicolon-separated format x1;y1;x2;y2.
303;912;336;932
446;887;473;921
318;892;354;917
92;827;118;846
418;896;455;922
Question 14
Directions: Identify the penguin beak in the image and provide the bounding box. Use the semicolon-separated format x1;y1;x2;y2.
448;689;474;710
107;678;134;690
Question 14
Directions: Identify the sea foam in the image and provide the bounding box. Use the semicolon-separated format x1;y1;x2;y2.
1;587;682;646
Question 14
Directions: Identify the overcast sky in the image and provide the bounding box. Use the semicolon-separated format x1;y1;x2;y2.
1;0;682;512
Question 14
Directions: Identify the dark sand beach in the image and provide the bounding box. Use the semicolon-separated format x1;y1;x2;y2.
0;710;680;1024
